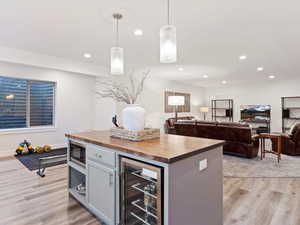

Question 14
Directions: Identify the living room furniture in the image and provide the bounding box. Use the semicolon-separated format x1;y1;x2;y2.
259;133;282;163
241;119;271;134
272;123;300;155
37;154;67;177
168;95;185;121
174;121;259;158
281;96;300;133
200;106;209;120
240;105;271;134
165;116;195;134
211;99;233;122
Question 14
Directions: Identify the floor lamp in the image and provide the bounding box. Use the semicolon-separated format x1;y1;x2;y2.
200;106;209;121
168;96;185;121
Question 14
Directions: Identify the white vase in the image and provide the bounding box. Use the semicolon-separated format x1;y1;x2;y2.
122;104;146;131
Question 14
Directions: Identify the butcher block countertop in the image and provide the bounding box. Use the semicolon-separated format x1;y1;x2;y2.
65;130;224;163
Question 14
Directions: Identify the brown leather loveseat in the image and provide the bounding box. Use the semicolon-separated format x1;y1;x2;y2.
174;121;259;158
165;116;195;134
274;123;300;155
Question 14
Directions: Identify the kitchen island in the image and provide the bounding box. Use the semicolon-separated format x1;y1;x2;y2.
65;131;224;225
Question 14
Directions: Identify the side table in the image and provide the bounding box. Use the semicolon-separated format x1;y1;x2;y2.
259;133;282;163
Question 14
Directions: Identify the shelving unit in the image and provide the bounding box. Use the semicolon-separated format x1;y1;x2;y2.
211;99;234;122
282;96;300;133
69;166;87;205
68;141;89;211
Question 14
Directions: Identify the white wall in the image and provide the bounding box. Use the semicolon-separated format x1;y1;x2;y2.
204;78;300;132
115;76;206;130
4;59;298;157
94;96;116;130
0;63;205;157
0;61;97;156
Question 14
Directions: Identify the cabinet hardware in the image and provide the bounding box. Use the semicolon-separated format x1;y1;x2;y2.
109;173;113;186
94;153;102;158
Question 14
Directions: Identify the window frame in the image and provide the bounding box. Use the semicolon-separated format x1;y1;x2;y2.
0;75;57;133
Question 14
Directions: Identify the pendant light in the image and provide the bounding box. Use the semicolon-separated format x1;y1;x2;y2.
160;0;177;63
111;13;124;75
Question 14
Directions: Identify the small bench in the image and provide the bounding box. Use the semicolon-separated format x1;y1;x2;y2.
37;154;67;177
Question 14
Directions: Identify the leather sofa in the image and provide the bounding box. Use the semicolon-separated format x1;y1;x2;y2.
174;121;259;158
165;116;195;134
273;123;300;155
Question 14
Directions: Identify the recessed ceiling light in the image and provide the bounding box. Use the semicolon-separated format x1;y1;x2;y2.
239;55;247;60
83;53;92;58
134;29;143;36
178;67;184;71
221;80;227;84
268;75;276;79
203;74;208;78
257;67;264;71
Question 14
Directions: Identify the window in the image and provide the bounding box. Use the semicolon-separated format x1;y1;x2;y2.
0;76;55;130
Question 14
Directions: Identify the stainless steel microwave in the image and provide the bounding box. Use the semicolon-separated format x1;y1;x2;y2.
69;141;86;167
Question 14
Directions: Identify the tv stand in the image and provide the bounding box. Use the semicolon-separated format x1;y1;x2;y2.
241;119;270;134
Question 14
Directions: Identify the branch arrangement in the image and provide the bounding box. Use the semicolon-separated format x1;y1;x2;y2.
96;70;150;104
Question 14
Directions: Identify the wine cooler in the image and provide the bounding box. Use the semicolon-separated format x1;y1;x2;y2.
120;157;163;225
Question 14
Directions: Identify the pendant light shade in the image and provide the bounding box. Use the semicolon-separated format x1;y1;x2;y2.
160;25;177;63
111;13;124;75
111;46;124;75
160;0;177;63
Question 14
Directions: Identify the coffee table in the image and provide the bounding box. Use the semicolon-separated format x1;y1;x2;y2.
259;133;282;163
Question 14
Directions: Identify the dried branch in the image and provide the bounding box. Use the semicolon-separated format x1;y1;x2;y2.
96;70;150;104
129;71;136;104
134;70;150;102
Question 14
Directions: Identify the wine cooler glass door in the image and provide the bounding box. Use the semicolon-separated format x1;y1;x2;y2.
120;157;163;225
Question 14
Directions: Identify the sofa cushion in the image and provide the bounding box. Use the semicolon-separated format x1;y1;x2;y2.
175;123;197;137
217;126;252;144
289;123;300;137
167;116;195;127
174;121;258;158
291;123;300;143
177;120;196;124
196;120;218;125
218;122;249;127
195;124;219;139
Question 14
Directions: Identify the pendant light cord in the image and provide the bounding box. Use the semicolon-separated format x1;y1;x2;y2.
116;18;119;47
167;0;170;25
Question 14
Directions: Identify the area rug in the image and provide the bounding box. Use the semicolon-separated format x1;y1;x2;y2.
15;148;67;170
223;154;300;178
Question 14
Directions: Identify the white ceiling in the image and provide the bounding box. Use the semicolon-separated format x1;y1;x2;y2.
0;0;300;87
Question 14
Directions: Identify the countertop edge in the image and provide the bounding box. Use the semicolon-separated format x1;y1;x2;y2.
65;133;225;164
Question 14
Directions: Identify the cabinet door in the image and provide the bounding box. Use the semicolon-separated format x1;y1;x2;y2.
87;161;115;225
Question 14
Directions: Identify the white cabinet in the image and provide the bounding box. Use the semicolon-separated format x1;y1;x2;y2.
87;160;116;225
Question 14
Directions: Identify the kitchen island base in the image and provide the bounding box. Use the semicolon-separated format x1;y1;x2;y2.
66;131;224;225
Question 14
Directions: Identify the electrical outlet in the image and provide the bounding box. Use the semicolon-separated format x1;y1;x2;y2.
199;159;208;171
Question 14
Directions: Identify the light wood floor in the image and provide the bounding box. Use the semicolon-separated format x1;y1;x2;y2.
1;157;300;225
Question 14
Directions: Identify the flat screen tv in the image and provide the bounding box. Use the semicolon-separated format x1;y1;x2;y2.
240;105;271;121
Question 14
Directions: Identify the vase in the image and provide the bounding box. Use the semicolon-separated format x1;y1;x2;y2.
122;104;146;131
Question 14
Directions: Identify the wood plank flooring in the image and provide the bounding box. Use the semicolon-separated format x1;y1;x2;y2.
0;156;101;225
1;157;300;225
